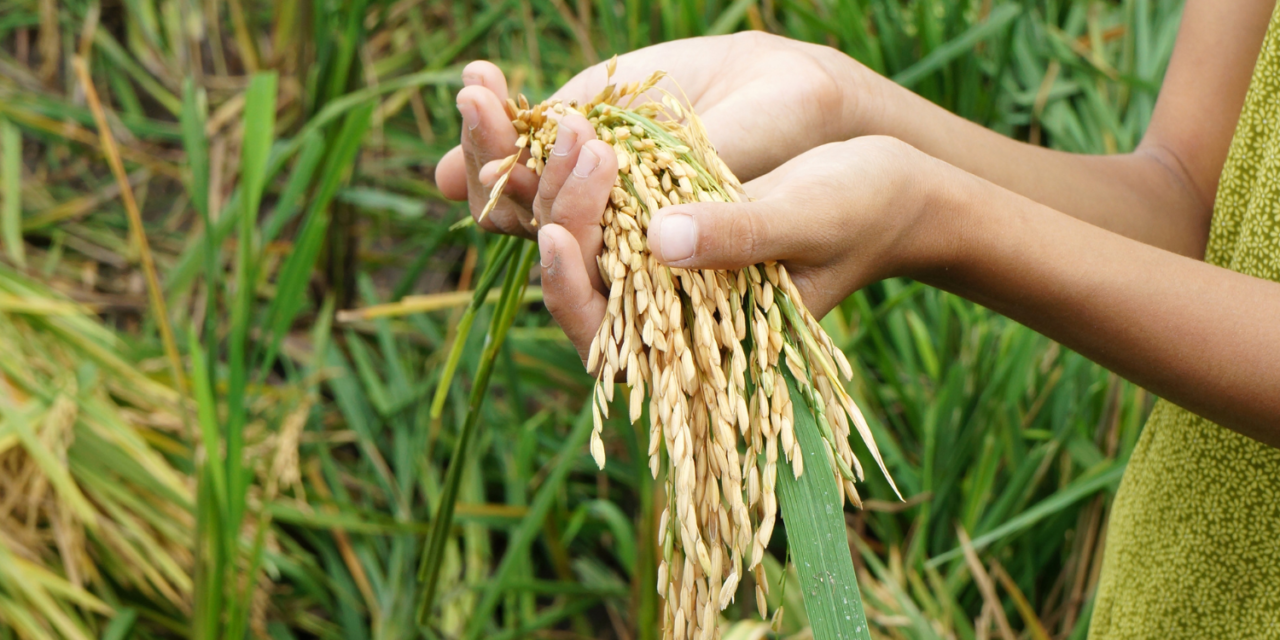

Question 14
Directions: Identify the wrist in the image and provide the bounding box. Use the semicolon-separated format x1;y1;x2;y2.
841;57;889;140
914;161;993;288
804;43;884;143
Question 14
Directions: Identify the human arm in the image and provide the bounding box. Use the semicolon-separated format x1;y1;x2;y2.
584;137;1280;444
442;0;1280;442
931;165;1280;446
844;0;1275;257
440;0;1272;257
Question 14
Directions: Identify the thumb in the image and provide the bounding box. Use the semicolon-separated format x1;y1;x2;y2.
648;200;791;270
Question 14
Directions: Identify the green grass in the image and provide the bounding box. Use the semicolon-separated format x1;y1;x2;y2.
0;0;1175;638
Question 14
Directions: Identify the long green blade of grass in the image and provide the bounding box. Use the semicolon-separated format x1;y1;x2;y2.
180;81;217;382
190;323;225;640
257;103;374;377
892;4;1022;89
777;371;872;640
226;71;278;544
1;116;23;268
926;462;1125;567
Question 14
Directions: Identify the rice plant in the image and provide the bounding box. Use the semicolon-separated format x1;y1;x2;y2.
0;0;1174;637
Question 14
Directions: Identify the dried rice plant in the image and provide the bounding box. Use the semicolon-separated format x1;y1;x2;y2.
483;59;899;640
0;265;194;638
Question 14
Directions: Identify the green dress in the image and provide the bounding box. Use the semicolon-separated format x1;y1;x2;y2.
1088;5;1280;639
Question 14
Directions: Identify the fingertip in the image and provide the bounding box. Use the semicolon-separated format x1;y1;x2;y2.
537;223;574;272
556;110;596;140
647;205;699;266
436;146;468;200
455;85;495;112
479;158;504;187
537;222;605;359
456;85;519;159
577;139;618;181
462;60;509;98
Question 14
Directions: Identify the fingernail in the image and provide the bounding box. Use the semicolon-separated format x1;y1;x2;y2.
457;101;478;130
552;126;578;157
538;230;554;271
573;145;599;178
659;213;697;262
462;71;481;87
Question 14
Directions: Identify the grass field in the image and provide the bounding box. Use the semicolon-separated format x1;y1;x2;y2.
0;0;1178;638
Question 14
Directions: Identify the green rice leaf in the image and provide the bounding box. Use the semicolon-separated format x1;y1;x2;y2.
777;371;872;640
1;116;22;268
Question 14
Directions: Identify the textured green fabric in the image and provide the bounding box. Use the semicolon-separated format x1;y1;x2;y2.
1088;6;1280;639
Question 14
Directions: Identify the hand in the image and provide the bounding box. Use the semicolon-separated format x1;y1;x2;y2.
436;32;868;238
539;135;960;364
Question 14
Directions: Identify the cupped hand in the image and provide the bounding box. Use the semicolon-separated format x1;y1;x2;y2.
436;32;867;239
540;135;961;365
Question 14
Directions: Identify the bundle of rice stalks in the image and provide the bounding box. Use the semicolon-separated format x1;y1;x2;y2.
483;60;898;640
0;265;194;638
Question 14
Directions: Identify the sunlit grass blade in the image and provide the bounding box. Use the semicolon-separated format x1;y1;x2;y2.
70;56;189;423
1;116;23;268
226;71;278;550
258;102;374;377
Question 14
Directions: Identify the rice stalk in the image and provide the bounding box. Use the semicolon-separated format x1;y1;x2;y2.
70;57;189;431
482;59;895;640
0;264;194;636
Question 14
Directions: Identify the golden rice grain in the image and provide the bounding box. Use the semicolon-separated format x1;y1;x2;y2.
482;59;896;640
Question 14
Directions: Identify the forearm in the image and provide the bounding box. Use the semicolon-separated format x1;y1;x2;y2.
824;0;1276;258
845;62;1209;256
927;170;1280;445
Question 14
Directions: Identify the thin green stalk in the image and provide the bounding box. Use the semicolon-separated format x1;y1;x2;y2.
190;326;224;640
417;240;537;624
1;117;23;268
225;74;278;591
926;462;1126;568
428;234;520;419
180;81;217;386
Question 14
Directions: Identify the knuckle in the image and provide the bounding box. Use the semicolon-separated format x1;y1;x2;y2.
809;76;844;123
794;63;845;140
727;209;763;265
542;290;565;317
496;216;523;237
481;206;521;237
730;30;775;49
535;175;561;218
477;215;501;234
